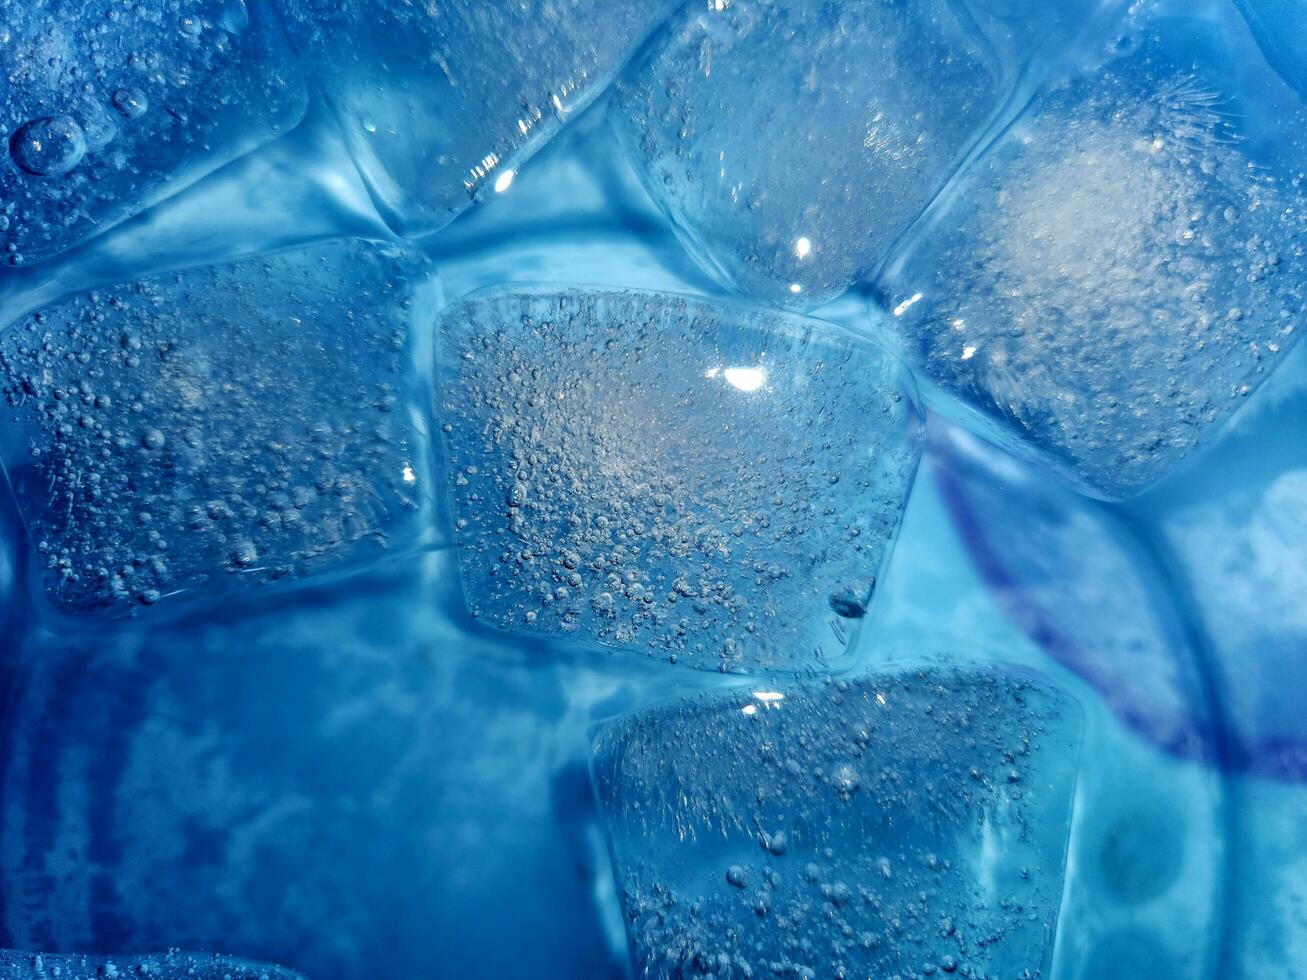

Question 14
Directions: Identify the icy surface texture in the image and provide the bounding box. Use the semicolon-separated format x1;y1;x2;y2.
612;0;1005;309
1138;339;1307;778
273;0;683;238
435;288;921;671
0;556;620;979
1234;0;1307;102
0;0;307;268
875;9;1307;499
593;667;1082;979
933;422;1217;760
0;949;303;979
0;238;437;616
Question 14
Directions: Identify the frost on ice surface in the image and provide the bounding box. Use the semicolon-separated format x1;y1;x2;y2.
0;0;307;268
435;288;921;672
0;949;304;979
0;238;437;615
612;0;1004;309
875;15;1307;499
593;667;1082;979
273;0;683;237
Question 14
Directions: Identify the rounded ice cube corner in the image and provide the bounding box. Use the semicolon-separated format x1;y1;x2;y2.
429;284;924;674
0;237;441;620
271;0;687;240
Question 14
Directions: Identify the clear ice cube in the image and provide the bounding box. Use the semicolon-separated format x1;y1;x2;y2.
434;287;922;672
874;9;1307;499
273;0;683;237
0;238;438;615
592;667;1082;979
0;0;307;268
612;0;1005;309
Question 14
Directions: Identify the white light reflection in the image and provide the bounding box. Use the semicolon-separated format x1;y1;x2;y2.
402;464;417;484
741;690;785;716
705;365;768;392
794;236;812;259
789;283;803;295
893;292;923;316
961;345;977;361
723;367;766;392
494;169;516;193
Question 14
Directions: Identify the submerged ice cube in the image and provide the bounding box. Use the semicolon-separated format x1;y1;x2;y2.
0;238;438;615
0;0;307;268
0;555;617;980
0;949;304;979
592;667;1082;979
273;0;682;238
875;9;1307;498
612;0;1005;309
435;288;921;672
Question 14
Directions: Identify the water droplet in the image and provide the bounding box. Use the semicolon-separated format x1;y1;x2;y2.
10;116;87;177
112;88;150;120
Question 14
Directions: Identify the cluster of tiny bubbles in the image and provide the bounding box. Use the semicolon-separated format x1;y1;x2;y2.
435;288;920;672
0;946;306;979
593;668;1082;979
0;0;302;268
892;32;1307;498
0;238;429;615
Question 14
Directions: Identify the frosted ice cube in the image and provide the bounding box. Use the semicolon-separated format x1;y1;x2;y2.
0;0;307;268
0;238;438;615
0;949;304;979
612;0;1005;309
875;10;1307;499
592;667;1082;979
435;287;921;672
273;0;683;237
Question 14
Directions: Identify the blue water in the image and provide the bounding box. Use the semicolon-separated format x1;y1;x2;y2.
0;2;1304;978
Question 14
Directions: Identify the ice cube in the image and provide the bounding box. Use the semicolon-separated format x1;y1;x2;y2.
272;0;683;238
874;9;1307;499
934;421;1216;758
0;554;620;979
0;949;304;979
0;238;439;615
592;667;1082;979
611;0;1006;309
0;0;307;268
1150;339;1307;778
435;287;922;672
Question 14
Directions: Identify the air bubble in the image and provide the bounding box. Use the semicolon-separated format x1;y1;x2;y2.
9;116;87;177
